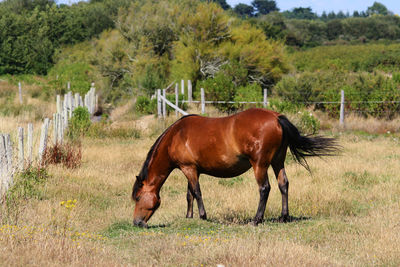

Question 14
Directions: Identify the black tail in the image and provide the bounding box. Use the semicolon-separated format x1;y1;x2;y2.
278;115;340;171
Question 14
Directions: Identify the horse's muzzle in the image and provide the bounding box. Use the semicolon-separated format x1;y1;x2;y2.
133;219;148;228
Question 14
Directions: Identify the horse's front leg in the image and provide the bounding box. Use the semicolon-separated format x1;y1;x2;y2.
251;163;271;226
181;166;207;220
186;184;194;218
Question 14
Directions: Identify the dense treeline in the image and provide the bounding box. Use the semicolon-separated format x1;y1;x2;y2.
254;13;400;47
0;0;130;74
1;0;400;119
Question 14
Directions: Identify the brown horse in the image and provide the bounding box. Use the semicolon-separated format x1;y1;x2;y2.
132;108;338;227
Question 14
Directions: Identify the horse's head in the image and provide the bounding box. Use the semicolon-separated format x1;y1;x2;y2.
132;175;161;228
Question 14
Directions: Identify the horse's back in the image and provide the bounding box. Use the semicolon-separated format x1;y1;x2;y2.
168;109;283;176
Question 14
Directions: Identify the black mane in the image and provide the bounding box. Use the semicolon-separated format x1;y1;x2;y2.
132;114;198;200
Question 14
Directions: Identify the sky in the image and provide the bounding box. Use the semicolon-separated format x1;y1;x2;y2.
227;0;400;15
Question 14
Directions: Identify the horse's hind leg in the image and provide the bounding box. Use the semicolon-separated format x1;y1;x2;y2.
186;184;194;218
272;149;289;223
251;162;271;225
181;166;207;220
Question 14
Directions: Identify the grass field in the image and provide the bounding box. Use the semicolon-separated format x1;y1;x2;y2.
1;108;400;266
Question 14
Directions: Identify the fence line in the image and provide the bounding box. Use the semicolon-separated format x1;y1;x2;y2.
0;82;99;200
156;80;400;126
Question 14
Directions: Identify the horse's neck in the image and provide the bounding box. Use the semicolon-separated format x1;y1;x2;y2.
145;147;173;192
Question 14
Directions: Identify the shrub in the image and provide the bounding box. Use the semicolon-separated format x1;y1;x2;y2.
2;166;49;224
43;142;82;169
7;166;49;201
67;107;91;140
233;83;263;110
135;95;157;115
297;111;320;134
268;98;303;114
196;71;235;112
273;71;400;119
48;62;93;95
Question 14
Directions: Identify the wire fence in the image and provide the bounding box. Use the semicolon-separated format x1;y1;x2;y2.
156;80;400;122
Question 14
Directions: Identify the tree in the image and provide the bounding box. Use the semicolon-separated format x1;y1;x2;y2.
321;11;327;21
212;0;230;10
326;19;343;40
367;2;390;16
251;0;278;15
283;7;317;20
336;11;346;19
233;3;254;17
327;11;336;20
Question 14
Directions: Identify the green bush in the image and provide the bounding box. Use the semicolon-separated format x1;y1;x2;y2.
233;83;263;110
3;166;49;224
135;95;157;115
297;111;320;134
268;98;303;114
196;71;235;112
273;70;400;118
8;166;49;201
68;107;91;140
290;44;400;73
48;62;93;95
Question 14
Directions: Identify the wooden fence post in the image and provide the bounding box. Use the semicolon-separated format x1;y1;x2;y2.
5;135;12;177
157;89;162;118
18;127;24;171
57;113;63;144
53;114;57;144
201;88;205;114
1;134;14;195
74;93;79;108
175;84;179;118
0;134;8;196
90;84;96;114
27;123;33;165
18;82;23;104
68;91;73;118
0;134;7;195
56;95;61;114
188;80;192;103
181;79;184;95
95;94;98;113
340;90;345;126
162;89;167;119
263;89;268;107
38;118;49;164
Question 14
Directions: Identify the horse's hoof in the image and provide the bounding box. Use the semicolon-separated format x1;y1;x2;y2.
278;215;289;223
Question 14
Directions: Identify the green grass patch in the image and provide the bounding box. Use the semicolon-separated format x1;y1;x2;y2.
218;176;244;187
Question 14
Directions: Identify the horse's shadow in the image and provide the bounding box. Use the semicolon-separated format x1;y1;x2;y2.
146;223;169;229
207;215;311;226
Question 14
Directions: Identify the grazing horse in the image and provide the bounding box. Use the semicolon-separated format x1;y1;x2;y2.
132;108;338;227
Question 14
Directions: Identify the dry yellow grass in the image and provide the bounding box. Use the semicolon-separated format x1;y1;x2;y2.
1;98;400;265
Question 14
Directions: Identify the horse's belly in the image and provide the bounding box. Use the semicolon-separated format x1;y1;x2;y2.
198;156;251;178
